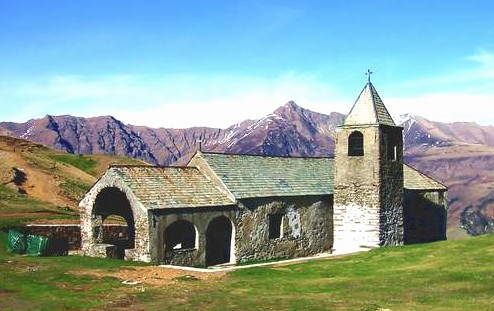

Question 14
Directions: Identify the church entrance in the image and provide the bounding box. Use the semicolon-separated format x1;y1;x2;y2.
205;216;232;267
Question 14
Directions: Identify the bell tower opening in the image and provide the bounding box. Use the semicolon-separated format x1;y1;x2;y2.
348;131;364;156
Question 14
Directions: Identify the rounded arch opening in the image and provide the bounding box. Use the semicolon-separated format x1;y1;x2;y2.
348;131;364;156
206;216;233;267
92;187;136;255
164;220;197;251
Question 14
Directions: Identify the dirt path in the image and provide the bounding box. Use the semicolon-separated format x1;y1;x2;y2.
0;145;95;209
1;149;67;206
72;266;227;287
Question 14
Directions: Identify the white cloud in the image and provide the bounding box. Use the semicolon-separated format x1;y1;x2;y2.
388;49;494;93
387;93;494;125
467;49;494;68
0;73;348;128
383;49;494;125
114;73;348;128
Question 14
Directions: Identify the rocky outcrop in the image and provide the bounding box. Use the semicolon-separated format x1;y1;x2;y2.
461;205;494;236
3;115;158;164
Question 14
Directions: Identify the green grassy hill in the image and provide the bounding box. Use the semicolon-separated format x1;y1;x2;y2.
0;135;148;226
1;230;493;310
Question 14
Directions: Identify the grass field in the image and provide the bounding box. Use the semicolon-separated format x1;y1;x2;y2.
0;184;79;227
1;231;493;310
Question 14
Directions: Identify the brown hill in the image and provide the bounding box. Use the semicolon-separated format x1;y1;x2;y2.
0;135;147;224
399;114;494;237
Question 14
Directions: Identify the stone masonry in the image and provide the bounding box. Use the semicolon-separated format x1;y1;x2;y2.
333;83;405;250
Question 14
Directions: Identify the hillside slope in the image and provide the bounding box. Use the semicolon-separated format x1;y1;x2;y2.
0;135;147;224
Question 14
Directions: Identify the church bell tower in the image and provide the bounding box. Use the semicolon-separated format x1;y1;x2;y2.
333;78;404;250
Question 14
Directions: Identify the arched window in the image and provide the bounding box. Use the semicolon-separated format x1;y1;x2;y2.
164;220;196;251
348;131;364;156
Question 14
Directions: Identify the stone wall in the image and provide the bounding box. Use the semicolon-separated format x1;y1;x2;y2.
235;195;333;263
379;126;404;246
333;185;381;248
334;126;382;249
334;125;404;249
23;224;129;256
26;224;81;251
79;170;151;262
149;207;236;266
149;195;333;267
163;248;198;266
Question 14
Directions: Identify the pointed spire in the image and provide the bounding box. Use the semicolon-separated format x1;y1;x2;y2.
343;82;395;126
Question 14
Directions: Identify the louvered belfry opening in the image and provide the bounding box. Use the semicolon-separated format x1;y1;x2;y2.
205;216;232;267
92;187;135;258
348;131;364;156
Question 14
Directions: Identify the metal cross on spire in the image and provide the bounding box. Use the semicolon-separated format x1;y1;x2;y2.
365;69;373;83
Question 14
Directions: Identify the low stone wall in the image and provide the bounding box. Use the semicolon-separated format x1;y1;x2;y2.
25;224;81;251
90;243;123;259
25;224;129;252
150;207;237;266
164;248;198;266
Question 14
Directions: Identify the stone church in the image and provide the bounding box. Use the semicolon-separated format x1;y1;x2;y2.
79;82;448;267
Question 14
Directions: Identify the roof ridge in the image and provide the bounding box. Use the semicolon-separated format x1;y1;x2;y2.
109;164;197;170
369;82;396;125
369;83;380;124
200;151;334;160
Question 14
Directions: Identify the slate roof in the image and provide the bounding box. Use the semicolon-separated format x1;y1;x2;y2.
197;153;334;199
344;82;396;126
99;155;445;209
107;165;235;209
195;153;446;198
403;164;448;191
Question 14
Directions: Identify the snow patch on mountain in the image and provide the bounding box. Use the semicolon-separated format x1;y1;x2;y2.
251;114;284;130
20;121;36;139
396;113;417;126
396;113;418;136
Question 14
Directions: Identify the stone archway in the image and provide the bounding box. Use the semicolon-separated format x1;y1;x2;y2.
206;216;233;267
92;187;135;259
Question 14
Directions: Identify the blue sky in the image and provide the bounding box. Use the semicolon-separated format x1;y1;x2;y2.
1;1;494;128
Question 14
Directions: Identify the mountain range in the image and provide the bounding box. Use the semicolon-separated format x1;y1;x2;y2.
2;101;494;238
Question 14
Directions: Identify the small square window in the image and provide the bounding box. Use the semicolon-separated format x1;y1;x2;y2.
269;214;283;239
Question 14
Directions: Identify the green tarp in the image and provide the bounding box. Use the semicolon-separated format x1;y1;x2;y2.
7;230;27;254
7;230;50;256
26;234;49;257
